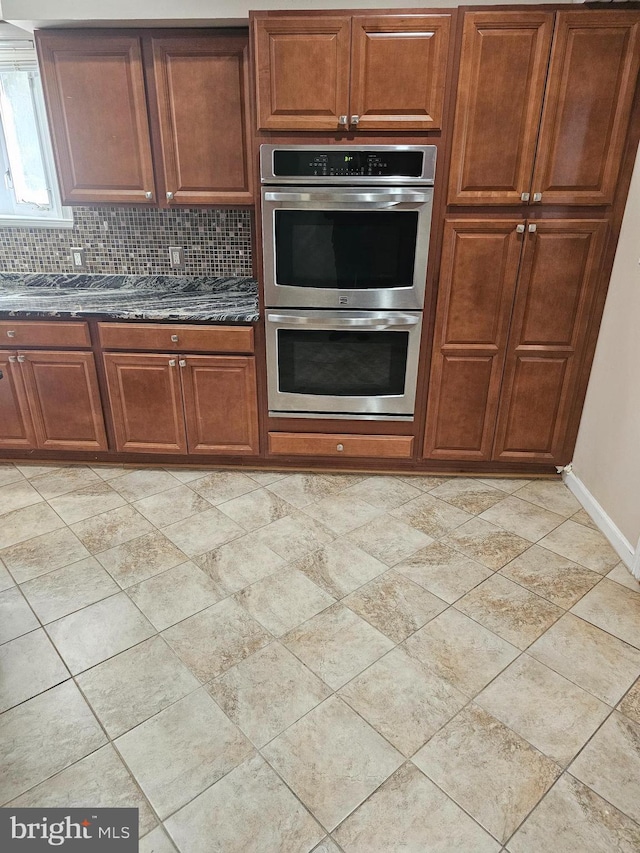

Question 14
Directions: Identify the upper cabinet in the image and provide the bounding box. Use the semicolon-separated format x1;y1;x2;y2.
253;13;453;131
449;10;640;205
36;30;253;206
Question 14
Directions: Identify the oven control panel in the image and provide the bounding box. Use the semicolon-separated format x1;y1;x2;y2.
271;149;428;179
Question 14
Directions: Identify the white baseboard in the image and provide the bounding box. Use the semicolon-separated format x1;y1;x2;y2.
562;469;638;577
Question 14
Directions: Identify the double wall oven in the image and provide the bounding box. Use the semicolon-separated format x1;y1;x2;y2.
262;145;436;420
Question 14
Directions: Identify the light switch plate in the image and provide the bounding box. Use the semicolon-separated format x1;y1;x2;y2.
169;246;185;268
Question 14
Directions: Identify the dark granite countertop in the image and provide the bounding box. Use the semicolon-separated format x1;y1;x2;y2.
0;273;259;323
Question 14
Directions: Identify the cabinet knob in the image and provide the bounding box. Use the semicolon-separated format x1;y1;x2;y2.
516;224;525;233
6;330;15;338
350;115;360;126
521;192;530;202
144;191;153;200
532;192;542;202
171;334;179;343
179;359;186;368
528;223;537;233
8;355;16;363
166;191;174;201
336;443;344;452
17;355;25;363
169;359;176;367
338;115;348;126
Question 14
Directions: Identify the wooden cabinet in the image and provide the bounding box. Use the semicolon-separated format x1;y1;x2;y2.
37;29;253;206
0;353;36;450
449;10;640;206
253;13;452;131
269;432;414;459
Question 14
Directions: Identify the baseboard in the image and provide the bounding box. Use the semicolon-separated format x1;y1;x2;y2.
563;469;638;576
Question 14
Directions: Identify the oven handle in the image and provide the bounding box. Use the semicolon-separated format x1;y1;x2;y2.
263;190;431;204
267;313;421;328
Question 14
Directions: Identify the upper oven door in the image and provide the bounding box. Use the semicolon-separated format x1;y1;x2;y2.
262;186;434;310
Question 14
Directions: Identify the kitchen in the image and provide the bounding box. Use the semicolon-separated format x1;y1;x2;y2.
1;2;640;852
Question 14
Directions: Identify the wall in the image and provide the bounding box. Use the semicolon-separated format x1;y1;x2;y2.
0;207;253;276
571;147;640;557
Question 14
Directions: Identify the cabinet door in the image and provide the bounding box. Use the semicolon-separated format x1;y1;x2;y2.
36;32;156;205
350;15;452;130
448;12;553;206
423;220;523;461
181;356;259;456
103;353;186;454
150;34;253;205
253;17;351;130
532;12;640;206
19;351;108;451
493;220;608;464
0;353;36;450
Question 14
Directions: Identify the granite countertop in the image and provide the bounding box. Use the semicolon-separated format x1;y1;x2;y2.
0;273;260;323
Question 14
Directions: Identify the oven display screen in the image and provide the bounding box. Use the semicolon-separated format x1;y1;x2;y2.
273;150;424;178
275;210;418;289
277;329;408;397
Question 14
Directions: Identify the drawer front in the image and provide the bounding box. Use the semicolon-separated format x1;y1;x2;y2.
0;321;91;348
98;322;254;353
269;432;414;459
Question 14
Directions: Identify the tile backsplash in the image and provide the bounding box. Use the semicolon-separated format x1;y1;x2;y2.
0;206;254;277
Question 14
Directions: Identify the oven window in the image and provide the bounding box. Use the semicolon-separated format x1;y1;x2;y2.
275;210;418;289
277;329;408;397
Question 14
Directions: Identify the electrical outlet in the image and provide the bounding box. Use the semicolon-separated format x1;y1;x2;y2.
169;246;185;268
71;248;87;269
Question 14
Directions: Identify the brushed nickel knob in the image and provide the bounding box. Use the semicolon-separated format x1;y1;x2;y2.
528;223;537;232
336;443;344;452
350;115;360;126
338;115;348;126
521;192;530;202
8;355;16;363
17;355;25;362
6;330;15;338
171;334;179;343
166;191;174;201
532;192;542;202
145;191;153;200
179;359;186;368
516;224;525;233
169;359;176;367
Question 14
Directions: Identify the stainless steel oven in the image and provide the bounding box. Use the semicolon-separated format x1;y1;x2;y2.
261;145;436;310
266;310;422;419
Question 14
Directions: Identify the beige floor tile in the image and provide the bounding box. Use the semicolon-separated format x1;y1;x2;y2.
265;472;356;509
512;480;581;517
442;518;530;570
389;492;473;539
571;579;640;649
570;711;640;824
618;678;640;724
341;475;423;510
343;570;446;643
292;540;387;599
162;507;244;558
255;512;334;562
339;646;467;756
0;464;24;487
479;496;565;543
0;680;106;804
263;696;403;831
77;635;200;738
394;541;493;604
346;515;433;567
0;502;65;551
164;467;212;484
455;574;562;650
508;772;640;853
0;561;14;592
571;507;599;530
429;478;505;514
0;628;68;712
140;827;177;853
333;762;500;853
283;604;394;690
302;493;385;535
127;562;222;630
48;482;127;524
47;592;154;674
218;488;293;532
528;613;640;705
414;704;560;843
606;562;640;592
115;689;252;820
132;485;212;528
0;479;44;516
90;464;127;481
32;466;101;500
21;556;120;623
311;840;340;853
188;470;260;504
500;545;600;609
236;568;334;637
96;531;187;588
15;463;67;479
111;469;180;502
165;754;323;853
0;526;90;584
70;504;154;553
404;607;519;697
244;470;288;486
539;520;619;574
195;533;285;595
478;477;532;493
396;474;449;491
208;642;331;747
0;587;39;643
8;744;156;835
162;597;271;682
476;655;609;765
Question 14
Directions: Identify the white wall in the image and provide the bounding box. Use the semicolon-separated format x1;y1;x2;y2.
571;148;640;555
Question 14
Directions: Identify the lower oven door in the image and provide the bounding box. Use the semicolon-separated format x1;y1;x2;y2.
266;310;422;419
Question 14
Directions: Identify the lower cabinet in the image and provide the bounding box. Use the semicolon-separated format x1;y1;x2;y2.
104;352;259;456
0;352;37;450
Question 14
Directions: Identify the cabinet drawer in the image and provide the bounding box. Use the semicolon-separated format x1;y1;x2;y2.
268;432;414;459
0;321;90;348
97;323;254;354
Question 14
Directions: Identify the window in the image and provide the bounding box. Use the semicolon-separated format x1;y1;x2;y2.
0;38;71;227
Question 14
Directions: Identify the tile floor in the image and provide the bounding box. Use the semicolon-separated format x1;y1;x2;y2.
1;462;640;852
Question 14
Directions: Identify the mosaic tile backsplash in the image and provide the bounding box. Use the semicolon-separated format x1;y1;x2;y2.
0;206;253;276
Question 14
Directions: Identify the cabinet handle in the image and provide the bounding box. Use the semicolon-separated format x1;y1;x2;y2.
532;192;542;202
171;334;179;343
516;224;525;233
8;355;16;363
169;359;176;367
144;191;153;200
179;359;186;368
528;223;537;233
336;443;344;452
17;355;25;362
521;192;530;202
350;115;360;126
6;330;15;338
166;192;174;201
338;115;348;126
